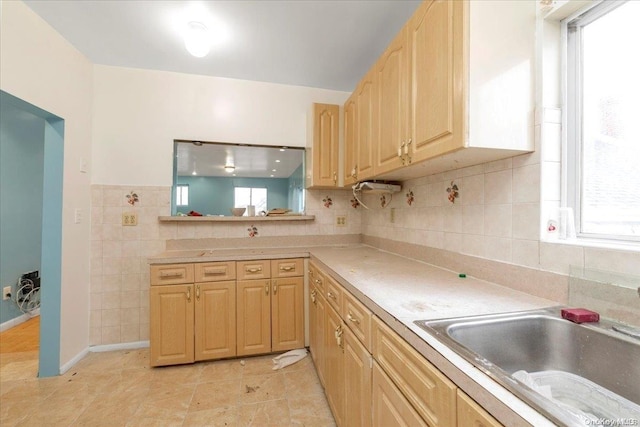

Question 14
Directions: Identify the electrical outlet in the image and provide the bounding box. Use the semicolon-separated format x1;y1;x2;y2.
122;212;138;226
390;208;396;223
336;215;347;227
3;286;11;300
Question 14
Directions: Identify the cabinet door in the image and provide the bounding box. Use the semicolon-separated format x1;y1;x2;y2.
356;68;376;181
408;0;465;163
372;362;428;427
312;103;340;187
236;279;271;356
375;27;409;176
195;281;236;361
309;284;326;386
150;284;194;367
343;94;358;186
271;277;304;352
457;390;503;427
324;305;345;426
343;327;373;427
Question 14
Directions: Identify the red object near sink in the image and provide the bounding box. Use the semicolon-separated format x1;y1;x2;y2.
561;308;600;323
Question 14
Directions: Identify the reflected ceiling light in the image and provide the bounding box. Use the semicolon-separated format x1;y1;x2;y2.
279;148;286;152
192;170;197;175
275;159;281;163
272;169;277;172
184;21;210;57
224;165;235;173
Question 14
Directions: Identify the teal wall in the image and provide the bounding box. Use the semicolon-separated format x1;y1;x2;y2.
175;176;290;216
0;98;45;324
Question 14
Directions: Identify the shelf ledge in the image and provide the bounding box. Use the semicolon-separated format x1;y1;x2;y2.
158;215;315;223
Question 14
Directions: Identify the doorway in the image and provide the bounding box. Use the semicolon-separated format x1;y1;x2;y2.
0;90;64;378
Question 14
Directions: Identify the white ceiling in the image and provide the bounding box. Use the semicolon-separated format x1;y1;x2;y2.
176;141;304;178
23;0;421;92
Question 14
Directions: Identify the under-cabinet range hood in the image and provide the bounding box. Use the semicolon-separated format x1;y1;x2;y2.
352;181;401;194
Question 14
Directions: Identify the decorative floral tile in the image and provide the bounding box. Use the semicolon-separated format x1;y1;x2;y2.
247;225;258;238
322;196;333;208
446;181;459;204
350;198;360;209
406;190;414;206
126;191;139;206
380;195;388;208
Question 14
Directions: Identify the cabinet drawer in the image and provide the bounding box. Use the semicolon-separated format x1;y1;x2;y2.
372;317;457;427
308;261;325;292
271;258;304;278
150;264;194;286
195;261;236;282
237;260;271;280
324;275;343;315
343;291;372;352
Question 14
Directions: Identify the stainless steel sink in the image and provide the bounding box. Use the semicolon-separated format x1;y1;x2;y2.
415;307;640;426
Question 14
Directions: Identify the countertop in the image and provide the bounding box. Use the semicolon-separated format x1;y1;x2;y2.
149;244;559;426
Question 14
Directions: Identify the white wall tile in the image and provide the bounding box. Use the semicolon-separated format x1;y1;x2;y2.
512;164;540;203
512;203;540;240
484;236;512;263
540;242;584;275
484;204;512;238
484;169;513;205
460;174;484;206
512;239;540;268
462;205;484;235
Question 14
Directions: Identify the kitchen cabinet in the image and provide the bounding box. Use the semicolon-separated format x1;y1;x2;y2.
375;26;410;176
150;262;235;367
457;390;503;427
150;258;303;366
306;103;341;188
344;325;373;427
372;361;428;427
308;262;327;386
355;67;376;181
344;0;535;182
236;259;304;356
343;93;358;186
324;303;345;427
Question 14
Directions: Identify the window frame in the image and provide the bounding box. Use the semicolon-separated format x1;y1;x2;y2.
563;0;639;243
234;186;267;211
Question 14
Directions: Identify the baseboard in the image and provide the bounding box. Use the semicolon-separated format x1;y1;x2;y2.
59;347;89;375
89;340;150;353
0;309;40;333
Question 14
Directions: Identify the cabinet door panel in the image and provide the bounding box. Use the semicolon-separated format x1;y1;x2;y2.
372;362;428;427
313;103;340;187
343;95;358;186
150;284;194;367
309;284;326;386
271;277;304;352
324;305;345;426
356;69;376;180
376;28;408;176
237;279;271;356
195;281;236;361
344;327;372;427
409;0;464;162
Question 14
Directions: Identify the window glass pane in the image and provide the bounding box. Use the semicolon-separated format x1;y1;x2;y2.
252;188;268;213
176;185;189;206
234;187;251;210
580;1;640;237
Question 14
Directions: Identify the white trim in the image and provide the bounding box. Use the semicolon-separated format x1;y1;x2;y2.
89;340;150;353
0;309;40;333
59;347;89;375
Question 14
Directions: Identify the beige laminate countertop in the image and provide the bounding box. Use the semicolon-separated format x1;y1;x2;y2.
149;244;559;426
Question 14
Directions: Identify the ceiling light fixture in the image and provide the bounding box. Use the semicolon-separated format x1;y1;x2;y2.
224;165;235;173
184;21;210;58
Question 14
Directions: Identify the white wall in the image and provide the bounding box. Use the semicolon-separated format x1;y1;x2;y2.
0;0;93;366
92;66;349;186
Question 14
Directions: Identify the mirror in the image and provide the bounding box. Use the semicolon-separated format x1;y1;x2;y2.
172;140;305;216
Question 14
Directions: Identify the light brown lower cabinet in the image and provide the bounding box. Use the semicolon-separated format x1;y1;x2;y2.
324;304;345;427
236;276;305;356
372;361;428;427
150;283;195;367
457;390;502;427
344;325;373;427
195;281;236;361
309;282;326;386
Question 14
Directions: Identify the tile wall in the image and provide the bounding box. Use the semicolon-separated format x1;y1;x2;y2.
89;185;360;345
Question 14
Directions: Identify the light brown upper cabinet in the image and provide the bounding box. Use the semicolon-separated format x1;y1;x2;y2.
355;68;377;182
343;93;358;186
306;103;341;188
344;0;535;182
375;26;410;176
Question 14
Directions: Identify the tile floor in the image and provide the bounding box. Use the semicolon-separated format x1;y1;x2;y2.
0;348;336;426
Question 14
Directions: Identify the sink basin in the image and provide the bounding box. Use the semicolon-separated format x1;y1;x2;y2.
415;307;640;426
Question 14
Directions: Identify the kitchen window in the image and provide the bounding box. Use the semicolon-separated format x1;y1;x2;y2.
234;187;267;213
565;0;640;242
175;184;189;206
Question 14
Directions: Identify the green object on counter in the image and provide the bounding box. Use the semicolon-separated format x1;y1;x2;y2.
459;273;466;278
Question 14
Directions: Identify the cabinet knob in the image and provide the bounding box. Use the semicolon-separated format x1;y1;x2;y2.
333;171;337;183
335;325;344;348
265;282;270;295
273;280;278;295
196;285;200;301
327;291;336;300
186;287;191;303
280;265;294;272
311;289;317;304
246;266;263;274
347;312;360;324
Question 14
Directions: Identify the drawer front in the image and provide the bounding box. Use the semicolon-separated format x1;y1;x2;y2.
194;261;236;282
308;262;325;292
343;291;372;352
372;317;457;427
324;274;343;315
457;390;503;427
237;260;271;280
150;264;194;286
271;258;304;278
